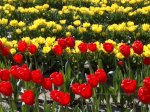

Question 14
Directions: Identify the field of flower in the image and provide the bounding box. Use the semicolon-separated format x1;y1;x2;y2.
0;0;150;112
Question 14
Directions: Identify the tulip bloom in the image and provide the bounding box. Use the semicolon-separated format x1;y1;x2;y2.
138;87;150;104
143;77;150;90
78;84;93;99
132;40;143;55
78;42;88;53
1;46;9;56
71;83;80;94
50;72;64;87
28;44;37;54
52;45;63;55
58;38;67;49
88;42;97;52
143;57;150;65
13;54;22;63
18;40;27;53
119;44;130;57
10;65;20;79
41;78;52;90
50;90;70;106
87;74;98;87
65;37;75;48
0;69;10;81
0;81;13;96
21;90;35;105
103;43;114;53
18;64;32;82
121;79;136;95
31;69;43;84
94;69;107;83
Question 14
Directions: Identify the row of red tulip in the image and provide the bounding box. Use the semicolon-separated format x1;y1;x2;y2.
0;64;150;106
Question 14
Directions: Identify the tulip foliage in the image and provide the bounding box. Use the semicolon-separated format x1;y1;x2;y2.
0;0;150;112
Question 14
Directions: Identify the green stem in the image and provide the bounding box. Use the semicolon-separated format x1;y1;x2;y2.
29;55;33;71
146;66;149;78
25;82;28;90
3;56;7;68
0;94;3;111
59;55;64;73
87;57;94;74
132;96;136;112
128;58;131;79
93;88;97;102
33;85;39;112
24;54;28;66
81;98;85;112
146;104;149;112
103;84;112;112
34;55;38;69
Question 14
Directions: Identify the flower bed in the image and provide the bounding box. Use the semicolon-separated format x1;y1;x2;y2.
0;0;150;112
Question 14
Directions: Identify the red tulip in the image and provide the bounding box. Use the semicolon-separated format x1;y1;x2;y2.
1;46;9;56
0;69;10;81
52;45;63;55
119;44;130;57
71;83;80;94
0;81;13;96
78;42;88;53
50;90;70;106
52;90;64;102
18;64;32;82
21;90;35;105
58;38;67;49
143;57;150;65
31;69;43;84
65;37;75;48
58;92;70;106
138;87;150;104
50;90;59;101
132;40;143;55
103;43;114;53
41;78;52;90
18;40;27;53
119;61;124;66
13;54;22;63
50;72;64;87
10;65;20;79
88;42;97;52
28;44;37;54
79;84;93;99
143;77;150;90
94;69;107;83
87;74;98;87
121;79;136;95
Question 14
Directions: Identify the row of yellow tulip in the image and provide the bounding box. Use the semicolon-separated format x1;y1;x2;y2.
1;3;150;16
1;19;149;34
1;0;149;5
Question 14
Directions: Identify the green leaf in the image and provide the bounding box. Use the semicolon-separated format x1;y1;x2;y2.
108;87;115;93
44;95;50;112
98;59;103;69
11;100;17;112
65;61;71;80
21;105;30;112
0;104;4;112
96;97;100;112
74;104;79;112
52;102;57;112
124;109;130;112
